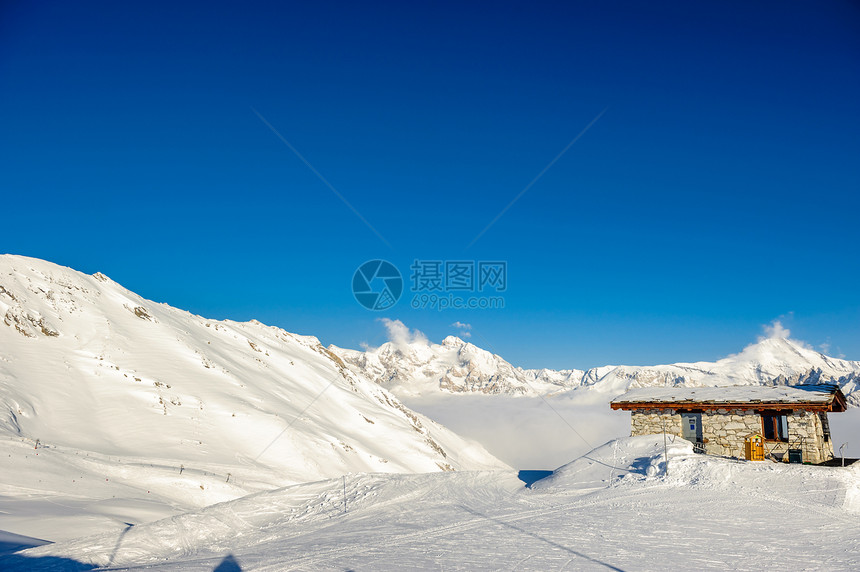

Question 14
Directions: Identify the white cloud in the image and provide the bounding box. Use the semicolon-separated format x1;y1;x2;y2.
451;321;472;338
761;320;791;340
819;342;831;355
756;318;815;350
379;318;428;347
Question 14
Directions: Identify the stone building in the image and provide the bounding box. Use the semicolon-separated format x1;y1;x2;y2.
610;384;847;463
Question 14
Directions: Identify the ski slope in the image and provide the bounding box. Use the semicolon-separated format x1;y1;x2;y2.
5;435;859;571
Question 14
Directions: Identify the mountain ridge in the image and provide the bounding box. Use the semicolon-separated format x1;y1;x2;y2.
331;328;860;404
0;254;505;493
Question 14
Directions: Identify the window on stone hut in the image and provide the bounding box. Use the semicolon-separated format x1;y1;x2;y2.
761;412;789;442
818;412;831;442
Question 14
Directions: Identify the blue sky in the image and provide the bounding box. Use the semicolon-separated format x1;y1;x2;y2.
2;1;858;369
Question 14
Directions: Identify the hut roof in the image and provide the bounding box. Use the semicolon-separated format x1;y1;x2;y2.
610;384;847;412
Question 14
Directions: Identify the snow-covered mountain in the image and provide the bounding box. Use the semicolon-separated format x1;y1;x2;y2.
332;330;860;404
333;335;585;396
0;255;504;492
580;337;860;402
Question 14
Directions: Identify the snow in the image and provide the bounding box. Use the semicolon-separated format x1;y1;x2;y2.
3;254;860;570
612;383;842;406
332;327;860;404
531;435;695;491
588;337;860;399
0;255;504;544
5;436;859;571
332;333;585;396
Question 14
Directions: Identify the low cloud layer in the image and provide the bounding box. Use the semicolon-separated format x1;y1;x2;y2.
401;393;630;469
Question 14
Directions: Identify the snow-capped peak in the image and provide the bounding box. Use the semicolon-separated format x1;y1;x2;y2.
332;327;860;404
441;335;466;346
332;335;585;396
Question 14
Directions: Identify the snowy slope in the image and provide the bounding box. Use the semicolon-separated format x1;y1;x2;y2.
8;436;860;571
333;331;860;403
0;255;504;526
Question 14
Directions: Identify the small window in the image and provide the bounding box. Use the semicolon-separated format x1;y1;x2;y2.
761;413;788;442
818;412;831;443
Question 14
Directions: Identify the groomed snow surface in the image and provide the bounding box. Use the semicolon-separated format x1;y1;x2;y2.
3;435;859;571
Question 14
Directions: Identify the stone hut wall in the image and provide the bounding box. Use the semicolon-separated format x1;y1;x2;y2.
630;409;682;437
700;409;761;458
629;408;834;463
784;411;832;463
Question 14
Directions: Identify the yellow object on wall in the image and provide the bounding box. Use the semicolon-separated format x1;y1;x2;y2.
745;434;764;461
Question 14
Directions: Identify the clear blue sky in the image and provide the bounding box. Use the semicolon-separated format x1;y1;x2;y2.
2;1;858;369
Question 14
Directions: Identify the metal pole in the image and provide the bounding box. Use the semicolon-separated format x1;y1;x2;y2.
343;475;347;513
840;443;847;468
661;414;669;477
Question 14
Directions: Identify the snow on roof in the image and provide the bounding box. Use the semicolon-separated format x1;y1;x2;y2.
612;384;842;406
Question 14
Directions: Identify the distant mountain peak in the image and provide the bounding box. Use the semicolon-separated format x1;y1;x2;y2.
441;335;466;346
332;329;860;404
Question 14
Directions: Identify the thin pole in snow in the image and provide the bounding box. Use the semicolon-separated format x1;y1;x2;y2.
342;475;347;513
610;439;618;486
661;415;669;477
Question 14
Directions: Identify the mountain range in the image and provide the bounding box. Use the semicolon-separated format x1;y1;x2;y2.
332;327;860;404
